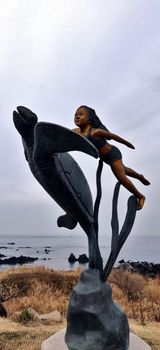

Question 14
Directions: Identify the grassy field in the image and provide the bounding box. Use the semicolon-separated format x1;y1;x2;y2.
0;318;159;350
0;318;66;350
0;266;159;349
130;321;160;350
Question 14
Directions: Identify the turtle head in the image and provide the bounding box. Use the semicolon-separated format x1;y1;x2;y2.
13;106;38;136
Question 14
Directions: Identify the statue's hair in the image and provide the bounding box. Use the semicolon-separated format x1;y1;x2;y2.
79;105;108;131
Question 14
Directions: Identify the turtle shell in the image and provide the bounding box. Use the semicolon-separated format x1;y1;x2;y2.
54;152;94;220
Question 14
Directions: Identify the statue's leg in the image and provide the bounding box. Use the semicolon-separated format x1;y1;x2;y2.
111;160;145;210
124;165;150;185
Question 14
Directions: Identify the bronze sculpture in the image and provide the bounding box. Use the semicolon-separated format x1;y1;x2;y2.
13;105;149;349
73;105;150;210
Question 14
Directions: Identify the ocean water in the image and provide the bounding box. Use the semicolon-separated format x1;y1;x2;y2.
0;234;159;271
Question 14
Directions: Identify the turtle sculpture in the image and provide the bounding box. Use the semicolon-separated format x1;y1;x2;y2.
14;106;139;350
13;106;103;270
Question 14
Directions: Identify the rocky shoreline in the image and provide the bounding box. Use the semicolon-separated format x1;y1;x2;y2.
0;243;159;277
68;253;160;277
117;259;160;277
68;253;89;264
0;255;38;265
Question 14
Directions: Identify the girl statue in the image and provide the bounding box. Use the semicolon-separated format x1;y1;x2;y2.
73;105;150;210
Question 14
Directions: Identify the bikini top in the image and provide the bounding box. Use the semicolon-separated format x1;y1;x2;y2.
85;131;107;150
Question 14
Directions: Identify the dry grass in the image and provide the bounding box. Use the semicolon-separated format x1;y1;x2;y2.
0;266;160;349
130;321;160;350
0;318;66;350
0;266;160;322
109;269;160;322
0;266;80;318
0;319;159;350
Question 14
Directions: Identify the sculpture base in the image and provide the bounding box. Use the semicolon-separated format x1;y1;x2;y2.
66;269;129;350
41;329;151;350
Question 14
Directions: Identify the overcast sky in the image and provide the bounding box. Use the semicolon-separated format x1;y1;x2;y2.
0;0;160;237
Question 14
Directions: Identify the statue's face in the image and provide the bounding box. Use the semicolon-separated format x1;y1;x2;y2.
74;107;89;127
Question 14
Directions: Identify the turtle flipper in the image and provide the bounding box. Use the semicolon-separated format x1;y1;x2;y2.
57;214;77;229
34;122;98;161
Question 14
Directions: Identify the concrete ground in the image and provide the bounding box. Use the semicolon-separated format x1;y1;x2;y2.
41;328;151;350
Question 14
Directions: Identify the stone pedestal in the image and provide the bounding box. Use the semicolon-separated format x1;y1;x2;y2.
66;269;129;350
41;329;151;350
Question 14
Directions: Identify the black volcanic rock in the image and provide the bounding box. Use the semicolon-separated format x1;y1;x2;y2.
118;260;160;277
68;253;89;264
0;254;6;258
78;254;89;264
44;249;51;254
119;259;125;264
19;246;32;249
0;255;38;265
68;253;77;264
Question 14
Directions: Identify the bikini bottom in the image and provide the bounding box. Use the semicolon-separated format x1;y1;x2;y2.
100;145;122;165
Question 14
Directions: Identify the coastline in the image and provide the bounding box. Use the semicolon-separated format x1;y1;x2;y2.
0;258;160;278
0;234;160;273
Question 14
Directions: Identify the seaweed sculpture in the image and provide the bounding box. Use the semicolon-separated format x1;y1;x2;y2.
13;106;137;350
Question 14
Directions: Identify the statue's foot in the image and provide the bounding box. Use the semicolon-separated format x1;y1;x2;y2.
137;196;145;210
57;214;77;229
139;175;150;186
